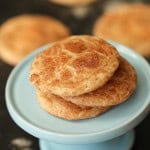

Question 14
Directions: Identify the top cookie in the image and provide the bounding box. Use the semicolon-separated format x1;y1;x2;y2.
0;14;70;65
30;35;119;97
93;4;150;57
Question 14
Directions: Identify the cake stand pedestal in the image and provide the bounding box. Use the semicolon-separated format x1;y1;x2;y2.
6;42;150;150
39;130;134;150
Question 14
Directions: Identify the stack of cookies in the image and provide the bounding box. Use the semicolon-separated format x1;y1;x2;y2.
30;35;137;120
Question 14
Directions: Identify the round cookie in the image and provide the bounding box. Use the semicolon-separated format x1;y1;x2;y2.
49;0;96;7
0;14;70;65
36;90;110;120
64;57;137;107
93;4;150;57
30;35;119;97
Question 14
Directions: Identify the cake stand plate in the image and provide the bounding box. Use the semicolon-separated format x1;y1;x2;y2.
6;41;150;150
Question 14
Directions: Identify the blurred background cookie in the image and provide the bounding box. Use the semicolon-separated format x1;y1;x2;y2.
93;3;150;57
0;14;71;65
48;0;98;19
49;0;96;7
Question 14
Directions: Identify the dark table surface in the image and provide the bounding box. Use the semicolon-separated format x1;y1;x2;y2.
0;0;150;149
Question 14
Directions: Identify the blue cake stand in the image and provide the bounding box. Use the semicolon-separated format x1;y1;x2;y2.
5;41;150;150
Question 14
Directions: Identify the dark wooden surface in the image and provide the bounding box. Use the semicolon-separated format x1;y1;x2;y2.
0;0;150;149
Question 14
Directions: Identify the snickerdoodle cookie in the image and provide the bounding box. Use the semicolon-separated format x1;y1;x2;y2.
64;57;137;107
36;90;110;120
93;4;150;57
49;0;96;7
0;14;70;65
30;35;119;97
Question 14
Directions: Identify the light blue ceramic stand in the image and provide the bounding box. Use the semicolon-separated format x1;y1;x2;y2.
39;130;134;150
5;41;150;150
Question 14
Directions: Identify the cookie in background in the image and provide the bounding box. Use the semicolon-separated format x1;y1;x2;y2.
0;14;71;66
48;0;97;19
102;0;144;12
49;0;96;7
93;3;150;57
